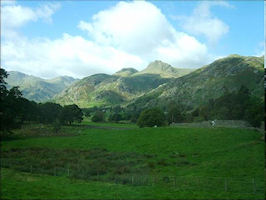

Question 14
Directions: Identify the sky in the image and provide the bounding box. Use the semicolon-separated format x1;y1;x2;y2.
1;0;264;79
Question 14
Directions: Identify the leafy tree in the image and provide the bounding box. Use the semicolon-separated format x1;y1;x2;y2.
245;96;264;127
91;111;105;122
0;68;8;96
137;108;166;128
39;102;63;124
108;113;122;122
60;104;83;125
1;85;26;132
112;105;122;113
166;103;184;124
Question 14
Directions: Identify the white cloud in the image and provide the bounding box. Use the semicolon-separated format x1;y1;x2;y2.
2;1;217;79
1;2;60;39
78;1;210;68
2;34;145;78
176;1;231;44
1;0;16;6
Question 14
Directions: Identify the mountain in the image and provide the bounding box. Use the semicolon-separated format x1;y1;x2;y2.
55;56;264;109
127;55;264;111
114;68;138;77
135;60;195;78
6;71;78;102
55;60;196;107
54;72;170;108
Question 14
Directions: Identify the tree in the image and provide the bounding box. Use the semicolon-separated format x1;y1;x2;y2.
108;113;122;122
91;111;104;122
60;104;83;125
39;102;63;124
166;103;184;124
245;96;264;127
137;108;166;128
0;68;8;97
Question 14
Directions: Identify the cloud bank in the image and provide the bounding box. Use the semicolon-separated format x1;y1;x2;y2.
2;1;221;78
175;1;231;45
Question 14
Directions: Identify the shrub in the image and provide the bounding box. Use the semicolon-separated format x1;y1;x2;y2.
137;108;166;128
108;113;122;122
91;111;105;122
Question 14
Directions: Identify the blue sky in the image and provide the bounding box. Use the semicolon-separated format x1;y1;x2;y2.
1;0;264;78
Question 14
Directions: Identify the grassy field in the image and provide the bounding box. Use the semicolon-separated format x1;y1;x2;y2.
0;121;264;199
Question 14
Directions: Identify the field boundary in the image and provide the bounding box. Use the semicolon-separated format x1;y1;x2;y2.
1;159;264;196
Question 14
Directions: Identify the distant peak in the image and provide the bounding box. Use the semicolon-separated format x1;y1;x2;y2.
145;60;173;71
228;54;241;58
117;68;138;73
114;68;138;77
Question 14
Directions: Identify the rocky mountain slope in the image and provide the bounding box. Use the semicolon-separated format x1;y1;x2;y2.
127;55;264;111
134;60;195;78
6;71;78;102
54;61;194;107
114;68;138;77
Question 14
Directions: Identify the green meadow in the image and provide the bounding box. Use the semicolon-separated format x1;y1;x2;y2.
0;121;264;199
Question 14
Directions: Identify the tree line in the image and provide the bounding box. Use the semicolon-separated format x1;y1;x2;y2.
0;68;83;136
86;85;264;128
1;67;263;131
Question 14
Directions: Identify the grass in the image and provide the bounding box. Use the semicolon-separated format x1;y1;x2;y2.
0;121;264;199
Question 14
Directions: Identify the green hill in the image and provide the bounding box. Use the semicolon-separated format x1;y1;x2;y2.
6;71;78;102
128;55;264;111
55;60;196;108
54;73;170;107
135;60;195;78
114;68;138;77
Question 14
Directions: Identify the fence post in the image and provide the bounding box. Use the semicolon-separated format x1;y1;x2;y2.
252;178;256;194
224;178;227;192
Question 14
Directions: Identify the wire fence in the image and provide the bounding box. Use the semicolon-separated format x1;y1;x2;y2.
1;158;264;195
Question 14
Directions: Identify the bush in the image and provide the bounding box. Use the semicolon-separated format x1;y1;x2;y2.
108;113;122;122
244;96;264;127
91;111;105;122
137;108;166;128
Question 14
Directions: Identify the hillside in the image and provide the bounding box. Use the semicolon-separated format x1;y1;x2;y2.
55;60;197;108
54;73;170;107
114;68;138;77
6;71;78;102
128;55;264;111
135;60;195;78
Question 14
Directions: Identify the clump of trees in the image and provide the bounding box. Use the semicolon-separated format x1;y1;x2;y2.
0;68;83;137
193;86;264;127
166;102;185;124
137;108;166;128
108;113;122;122
91;111;105;122
60;104;83;125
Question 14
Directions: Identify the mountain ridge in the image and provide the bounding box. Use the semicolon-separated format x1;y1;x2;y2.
127;55;264;112
6;71;78;102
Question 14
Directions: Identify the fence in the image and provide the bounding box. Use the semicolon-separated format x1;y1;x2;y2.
1;158;264;196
